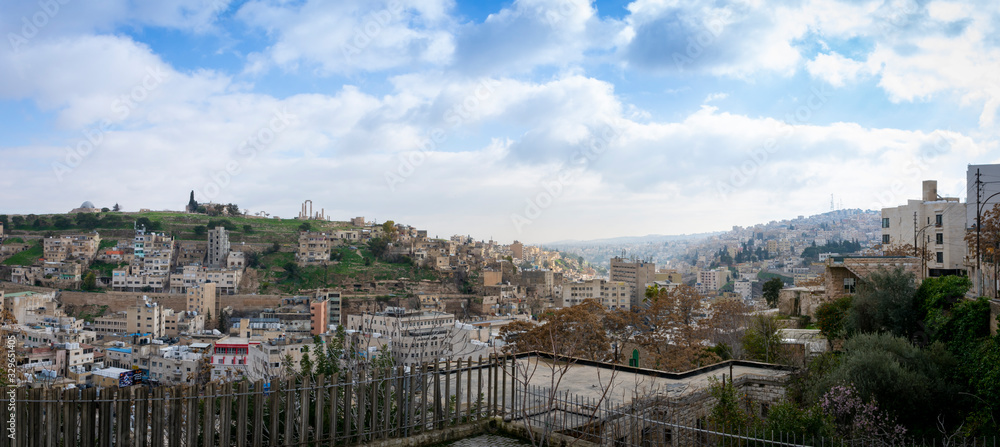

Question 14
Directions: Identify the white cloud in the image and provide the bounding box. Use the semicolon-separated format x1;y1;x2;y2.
806;52;869;87
237;0;456;75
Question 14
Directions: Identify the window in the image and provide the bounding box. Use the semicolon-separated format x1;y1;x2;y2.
936;233;943;245
936;252;944;263
882;218;890;228
844;278;856;294
935;214;943;227
882;234;890;245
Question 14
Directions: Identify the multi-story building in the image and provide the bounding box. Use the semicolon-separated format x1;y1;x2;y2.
111;264;169;292
127;297;166;338
162;309;206;337
148;344;208;385
881;180;966;277
1;291;57;325
308;290;342;335
610;256;655;308
43;233;101;262
89;312;129;336
210;337;266;382
207;227;230;268
296;231;330;266
560;279;630;310
173;265;243;294
697;267;729;294
347;309;458;365
186;282;217;319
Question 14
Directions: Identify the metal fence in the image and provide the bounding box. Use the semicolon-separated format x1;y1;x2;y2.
4;356;500;447
506;384;998;447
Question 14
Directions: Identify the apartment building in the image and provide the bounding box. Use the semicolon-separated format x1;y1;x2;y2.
148;345;207;385
207;227;230;267
610;256;655;308
881;180;966;277
296;231;331;266
42;233;101;262
127;297;166;338
697;267;730;294
162;309;205;337
89;313;129;336
186;282;217;318
211;337;266;382
173;264;243;294
347;309;458;365
560;279;630;310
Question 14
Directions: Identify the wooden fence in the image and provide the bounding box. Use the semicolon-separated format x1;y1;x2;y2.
3;356;510;447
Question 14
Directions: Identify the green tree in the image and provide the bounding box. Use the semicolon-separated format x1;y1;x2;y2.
817;333;959;435
298;222;311;232
816;296;852;344
82;271;97;291
193;225;207;236
187;191;198;212
10;215;23;227
299;347;313;377
100;207;110;213
242;224;253;233
283;262;300;280
112;203;120;212
0;215;7;226
217;310;230;333
846;267;918;337
742;314;786;363
762;277;784;308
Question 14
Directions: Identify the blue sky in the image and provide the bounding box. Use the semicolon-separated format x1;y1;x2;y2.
1;0;998;243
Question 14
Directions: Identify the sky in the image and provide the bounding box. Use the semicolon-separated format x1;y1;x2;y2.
1;0;999;244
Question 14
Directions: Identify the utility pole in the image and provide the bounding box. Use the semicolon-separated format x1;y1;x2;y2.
977;169;982;297
913;212;918;257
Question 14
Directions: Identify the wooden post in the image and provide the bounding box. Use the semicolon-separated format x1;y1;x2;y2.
236;381;249;447
467;357;474;421
203;383;216;447
100;388;115;447
298;375;310;445
329;374;340;445
313;374;325;445
150;388;163;447
252;380;264;447
220;382;233;447
282;378;294;445
186;386;198;447
171;387;185;447
135;387;148;447
80;387;94;447
420;364;428;433
477;355;483;420
455;358;463;424
342;372;353;445
434;361;442;430
356;373;366;443
267;380;280;447
382;370;391;440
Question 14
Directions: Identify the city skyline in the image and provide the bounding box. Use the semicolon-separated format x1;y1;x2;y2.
2;0;999;244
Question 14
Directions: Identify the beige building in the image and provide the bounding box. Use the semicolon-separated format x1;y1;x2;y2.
173;264;243;294
296;231;331;266
43;233;101;262
89;312;129;336
560;279;630;310
1;290;57;325
655;269;683;284
697;267;729;294
207;227;230;267
162;309;205;337
127;297;166;337
347;309;459;365
881;180;967;278
186;282;217;319
610;257;655;308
